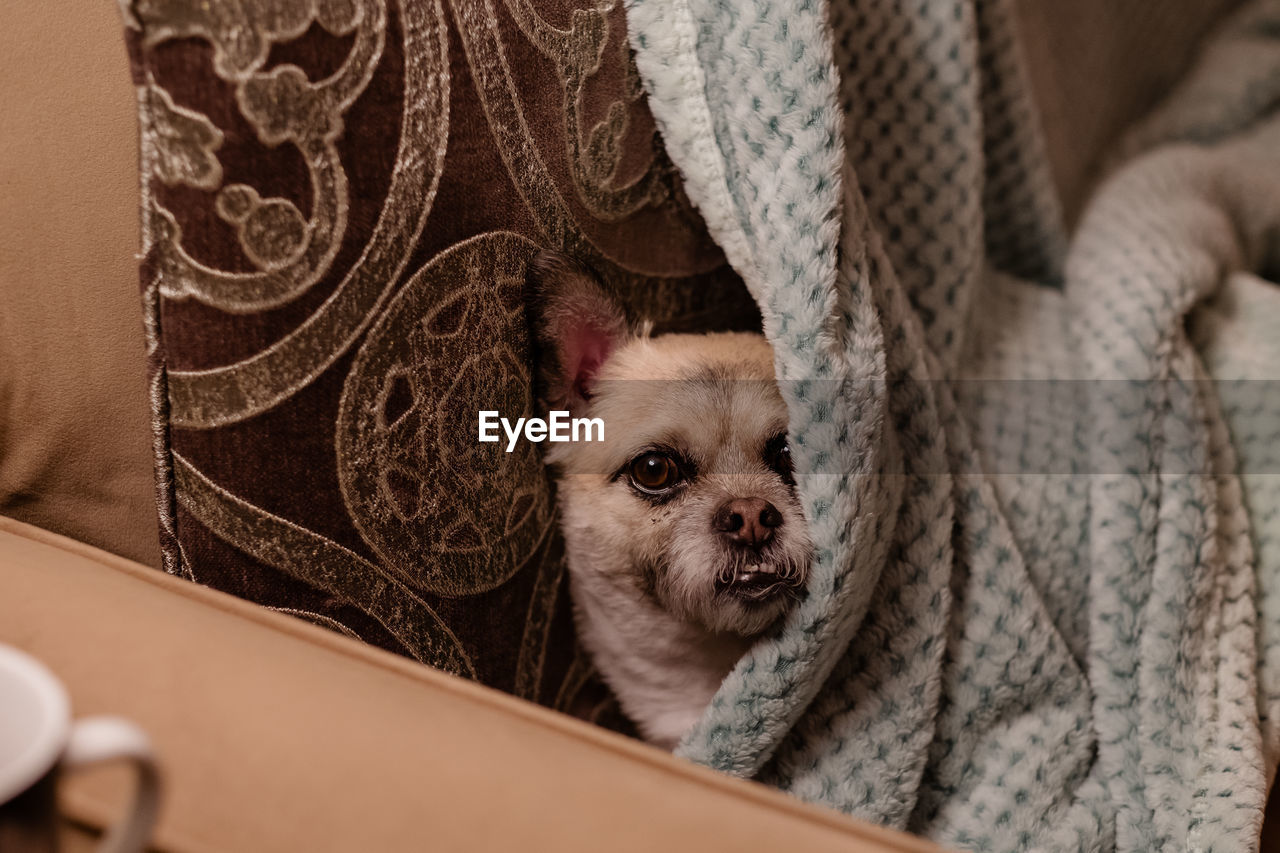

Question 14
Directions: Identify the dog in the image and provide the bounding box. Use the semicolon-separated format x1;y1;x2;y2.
526;251;813;749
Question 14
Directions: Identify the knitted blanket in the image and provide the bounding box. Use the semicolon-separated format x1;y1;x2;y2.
624;0;1280;849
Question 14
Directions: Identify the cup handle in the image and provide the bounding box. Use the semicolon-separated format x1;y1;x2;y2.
62;717;161;853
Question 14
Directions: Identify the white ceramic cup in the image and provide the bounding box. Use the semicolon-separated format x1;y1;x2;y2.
0;645;160;852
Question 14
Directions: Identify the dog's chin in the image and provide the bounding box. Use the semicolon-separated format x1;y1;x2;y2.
704;591;796;637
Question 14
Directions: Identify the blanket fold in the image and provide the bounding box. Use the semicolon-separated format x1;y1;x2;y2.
625;0;1280;849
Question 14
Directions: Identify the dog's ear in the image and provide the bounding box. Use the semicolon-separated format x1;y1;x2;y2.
525;250;630;414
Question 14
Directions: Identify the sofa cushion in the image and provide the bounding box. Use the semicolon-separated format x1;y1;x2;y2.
123;0;757;702
0;0;160;568
0;516;935;853
1014;0;1244;220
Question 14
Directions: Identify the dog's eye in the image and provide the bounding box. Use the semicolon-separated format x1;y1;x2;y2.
628;452;681;493
765;434;794;486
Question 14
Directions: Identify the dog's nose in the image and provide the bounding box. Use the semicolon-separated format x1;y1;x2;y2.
713;497;783;548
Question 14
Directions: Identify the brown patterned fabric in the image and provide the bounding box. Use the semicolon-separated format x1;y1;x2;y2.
123;0;756;711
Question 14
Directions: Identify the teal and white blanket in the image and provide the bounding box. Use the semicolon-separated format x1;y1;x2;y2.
625;0;1280;849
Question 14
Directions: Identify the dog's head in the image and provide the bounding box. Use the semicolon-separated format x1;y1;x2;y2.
527;251;811;636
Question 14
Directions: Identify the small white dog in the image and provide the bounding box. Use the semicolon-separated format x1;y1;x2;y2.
527;251;812;749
